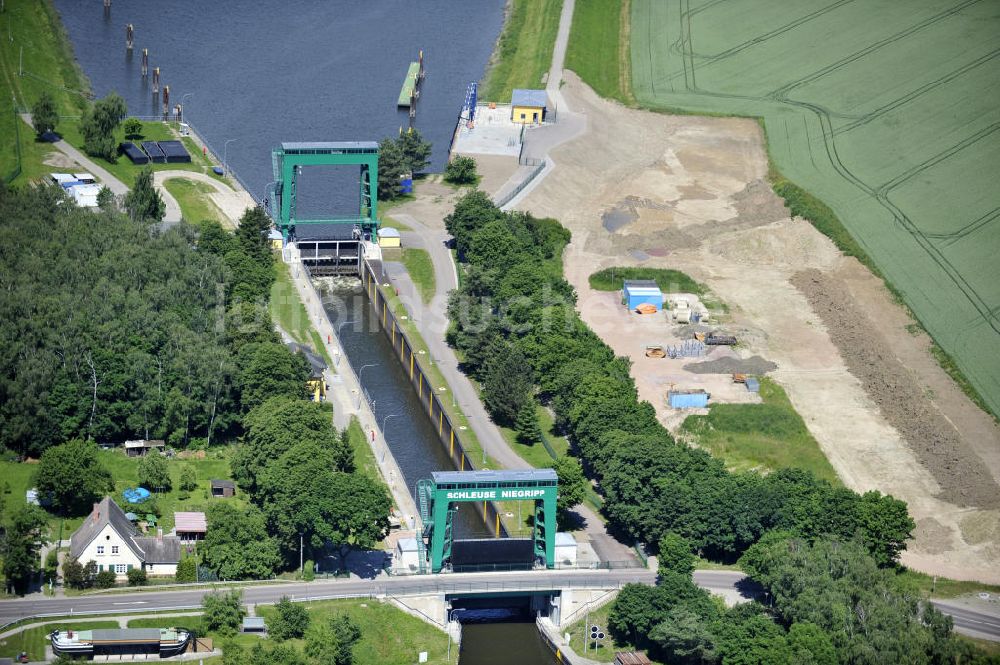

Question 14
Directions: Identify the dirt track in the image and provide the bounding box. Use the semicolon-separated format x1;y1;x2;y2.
515;72;1000;583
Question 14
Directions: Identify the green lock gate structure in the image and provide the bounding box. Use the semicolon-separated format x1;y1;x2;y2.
416;469;558;574
269;141;379;242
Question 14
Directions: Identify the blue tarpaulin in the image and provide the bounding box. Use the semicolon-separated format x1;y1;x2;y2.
123;487;151;503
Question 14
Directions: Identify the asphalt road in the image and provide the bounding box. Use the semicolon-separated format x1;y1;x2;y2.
2;569;995;641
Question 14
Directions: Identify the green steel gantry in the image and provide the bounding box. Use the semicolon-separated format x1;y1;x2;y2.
270;141;379;241
416;469;558;573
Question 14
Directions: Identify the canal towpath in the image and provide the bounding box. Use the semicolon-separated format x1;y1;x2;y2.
282;244;420;532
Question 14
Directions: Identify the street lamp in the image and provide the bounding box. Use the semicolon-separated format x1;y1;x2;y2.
380;413;400;463
358;362;379;385
223;138;238;176
180;93;193;120
447;609;464;661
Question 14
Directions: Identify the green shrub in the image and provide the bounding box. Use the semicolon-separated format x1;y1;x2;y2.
444;156;478;185
126;567;148;586
589;267;706;295
94;570;117;588
175;556;197;583
302;559;315;581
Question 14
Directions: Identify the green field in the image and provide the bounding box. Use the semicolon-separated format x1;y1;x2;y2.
627;0;1000;417
680;378;841;485
481;0;563;102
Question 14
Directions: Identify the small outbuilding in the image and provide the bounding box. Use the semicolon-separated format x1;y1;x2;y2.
511;89;548;124
242;617;266;634
174;511;207;542
268;229;283;250
623;280;663;312
73;172;97;184
287;342;328;402
395;537;420;572
69;183;102;208
554;532;578;566
125;439;165;457
378;227;401;248
211;479;236;498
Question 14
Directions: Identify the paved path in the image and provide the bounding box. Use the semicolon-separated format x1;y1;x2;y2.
492;0;588;210
20;114;130;196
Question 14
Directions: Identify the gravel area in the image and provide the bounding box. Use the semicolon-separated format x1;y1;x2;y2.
684;355;777;375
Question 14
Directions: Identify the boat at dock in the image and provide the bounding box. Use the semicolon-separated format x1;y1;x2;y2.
50;627;191;658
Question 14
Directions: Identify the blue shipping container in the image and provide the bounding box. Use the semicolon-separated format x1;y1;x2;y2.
668;391;710;408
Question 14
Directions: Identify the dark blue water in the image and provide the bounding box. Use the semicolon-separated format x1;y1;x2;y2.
53;0;504;199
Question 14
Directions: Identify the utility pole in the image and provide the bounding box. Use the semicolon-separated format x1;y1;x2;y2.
299;533;304;574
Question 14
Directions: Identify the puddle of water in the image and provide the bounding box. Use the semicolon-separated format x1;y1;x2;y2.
602;204;638;232
629;249;650;261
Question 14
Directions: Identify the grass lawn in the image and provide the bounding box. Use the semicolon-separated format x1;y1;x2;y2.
564;597;645;663
58;119;227;189
163;178;227;226
680;378;841;485
0;620;119;661
897;569;1000;600
500;405;569;469
0;447;244;541
268;258;332;367
481;0;563;102
401;248;436;305
565;0;632;104
346;416;384;488
251;598;449;665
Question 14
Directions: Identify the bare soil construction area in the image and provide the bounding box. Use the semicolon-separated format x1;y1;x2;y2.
516;72;1000;583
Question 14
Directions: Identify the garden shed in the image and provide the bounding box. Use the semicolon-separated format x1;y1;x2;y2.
623;280;663;312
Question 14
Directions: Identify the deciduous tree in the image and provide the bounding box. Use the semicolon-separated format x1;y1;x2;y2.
2;505;48;594
31;92;58;138
34;440;113;515
200;503;280;580
270;596;310;641
137;452;171;492
443;155;477;185
202;589;246;636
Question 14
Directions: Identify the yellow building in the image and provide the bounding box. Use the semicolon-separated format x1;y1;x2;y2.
288;342;328;402
511;89;548;124
268;229;283;250
378;227;401;248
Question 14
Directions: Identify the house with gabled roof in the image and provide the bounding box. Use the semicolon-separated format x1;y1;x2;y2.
70;497;182;578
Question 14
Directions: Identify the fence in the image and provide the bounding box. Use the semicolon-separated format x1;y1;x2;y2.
4;105;23;184
494;159;546;209
360;260;509;537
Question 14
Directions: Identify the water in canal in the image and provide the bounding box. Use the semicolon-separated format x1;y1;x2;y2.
54;2;560;660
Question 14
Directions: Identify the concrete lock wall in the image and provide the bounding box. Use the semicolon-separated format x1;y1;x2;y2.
362;262;508;537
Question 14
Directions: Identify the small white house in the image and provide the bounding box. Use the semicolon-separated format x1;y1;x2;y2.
69;183;102;208
395;537;421;571
555;532;578;567
70;497;181;578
